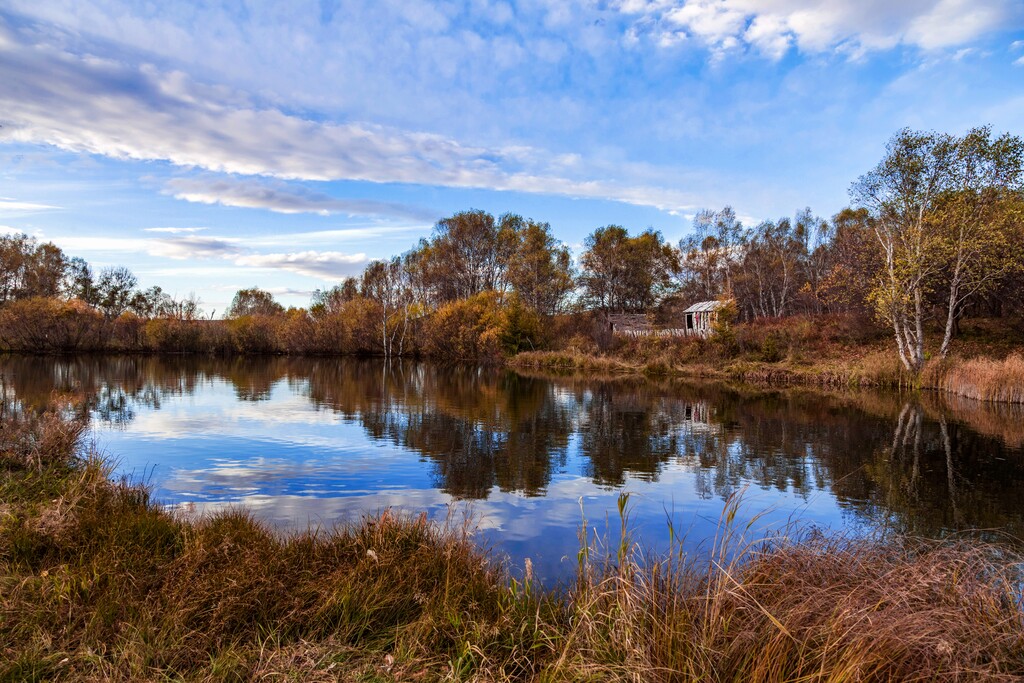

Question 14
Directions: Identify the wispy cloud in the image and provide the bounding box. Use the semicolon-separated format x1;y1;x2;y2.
233;251;368;279
163;177;438;222
148;236;244;260
0;21;698;213
150;236;368;280
0;198;59;212
142;226;208;234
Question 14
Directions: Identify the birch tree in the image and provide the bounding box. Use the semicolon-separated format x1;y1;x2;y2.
933;126;1023;356
852;129;953;373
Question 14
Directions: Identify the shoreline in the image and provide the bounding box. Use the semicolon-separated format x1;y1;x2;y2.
509;348;1024;404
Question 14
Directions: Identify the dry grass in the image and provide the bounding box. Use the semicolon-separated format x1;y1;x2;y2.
510;350;634;375
929;353;1024;404
3;410;1024;681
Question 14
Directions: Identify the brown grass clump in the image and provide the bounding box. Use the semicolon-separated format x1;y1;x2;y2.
510;350;634;375
555;497;1024;682
929;353;1024;404
3;410;1024;681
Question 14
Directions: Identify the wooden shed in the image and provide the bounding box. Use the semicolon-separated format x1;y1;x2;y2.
682;300;725;338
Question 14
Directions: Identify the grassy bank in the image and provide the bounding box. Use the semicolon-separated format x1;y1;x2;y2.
3;408;1024;681
513;321;1024;403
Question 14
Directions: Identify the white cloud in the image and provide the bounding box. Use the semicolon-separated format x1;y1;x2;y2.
163;177;438;222
142;226;208;234
147;236;367;279
1015;55;1024;66
149;236;244;260
0;21;698;213
45;231;369;282
233;251;368;280
617;0;1022;59
0;198;59;212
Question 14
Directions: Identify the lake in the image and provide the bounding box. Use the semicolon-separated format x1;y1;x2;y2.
3;355;1023;582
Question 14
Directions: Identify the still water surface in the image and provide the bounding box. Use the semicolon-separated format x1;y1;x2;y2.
3;355;1023;581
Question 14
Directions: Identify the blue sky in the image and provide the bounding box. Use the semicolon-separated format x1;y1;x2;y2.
1;1;1023;313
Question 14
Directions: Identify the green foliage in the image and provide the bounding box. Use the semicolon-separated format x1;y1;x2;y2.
498;296;542;354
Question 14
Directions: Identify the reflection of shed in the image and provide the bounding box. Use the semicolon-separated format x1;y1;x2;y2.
682;300;725;338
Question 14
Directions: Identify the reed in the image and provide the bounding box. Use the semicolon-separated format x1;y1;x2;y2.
930;353;1024;404
3;409;1023;681
509;350;632;375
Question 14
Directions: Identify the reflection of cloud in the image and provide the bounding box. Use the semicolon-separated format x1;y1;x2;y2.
164;177;439;222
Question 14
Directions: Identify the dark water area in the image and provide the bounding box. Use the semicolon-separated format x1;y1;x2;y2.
3;354;1024;582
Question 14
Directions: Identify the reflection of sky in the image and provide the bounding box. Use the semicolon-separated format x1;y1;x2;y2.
93;375;867;583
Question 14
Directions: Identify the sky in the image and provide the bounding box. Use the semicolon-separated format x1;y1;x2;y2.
1;1;1023;314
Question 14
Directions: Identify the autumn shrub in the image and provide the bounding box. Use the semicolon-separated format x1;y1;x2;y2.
227;315;283;354
110;311;146;351
0;297;103;352
310;311;353;354
335;297;386;355
421;291;507;362
144;319;229;353
277;309;316;354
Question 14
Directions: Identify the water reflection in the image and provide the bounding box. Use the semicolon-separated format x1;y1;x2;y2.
2;354;1023;570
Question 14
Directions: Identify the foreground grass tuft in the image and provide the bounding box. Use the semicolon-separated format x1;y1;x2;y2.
2;408;1023;681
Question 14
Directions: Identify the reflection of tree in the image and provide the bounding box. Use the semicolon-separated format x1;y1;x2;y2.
3;355;1024;543
577;386;684;486
303;362;573;498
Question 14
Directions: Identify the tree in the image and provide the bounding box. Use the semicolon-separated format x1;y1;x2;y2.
129;286;173;319
310;278;359;317
0;233;69;303
95;266;138;318
932;126;1023;355
418;210;517;303
63;256;96;304
678;206;743;301
816;207;880;314
736;217;804;318
580;226;679;312
226;288;284;318
507;219;574;315
361;256;413;357
852;126;1024;372
852;129;955;373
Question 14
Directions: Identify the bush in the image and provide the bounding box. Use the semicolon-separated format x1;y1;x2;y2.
0;297;103;352
227;315;282;354
421;292;507;362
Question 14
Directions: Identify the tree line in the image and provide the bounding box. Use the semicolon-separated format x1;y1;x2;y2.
1;126;1021;370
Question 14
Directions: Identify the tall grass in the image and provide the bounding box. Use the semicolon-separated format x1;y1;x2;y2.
3;409;1024;681
929;353;1024;404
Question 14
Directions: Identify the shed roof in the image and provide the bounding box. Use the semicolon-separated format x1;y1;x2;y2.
683;300;725;313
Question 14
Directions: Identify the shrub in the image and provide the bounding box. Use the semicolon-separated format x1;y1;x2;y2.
0;297;103;352
421;292;507;362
